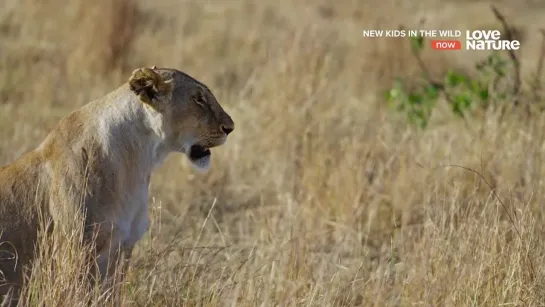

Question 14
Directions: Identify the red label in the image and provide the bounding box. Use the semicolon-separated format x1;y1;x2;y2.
431;40;462;50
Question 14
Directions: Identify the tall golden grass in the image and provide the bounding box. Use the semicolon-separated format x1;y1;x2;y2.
1;0;545;305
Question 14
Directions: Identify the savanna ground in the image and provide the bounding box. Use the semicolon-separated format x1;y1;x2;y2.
2;0;545;306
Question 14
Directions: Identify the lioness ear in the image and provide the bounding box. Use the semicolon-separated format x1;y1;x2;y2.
128;67;173;104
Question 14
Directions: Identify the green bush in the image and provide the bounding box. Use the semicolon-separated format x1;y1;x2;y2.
387;35;514;129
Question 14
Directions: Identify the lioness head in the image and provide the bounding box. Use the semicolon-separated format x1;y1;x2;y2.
128;66;234;171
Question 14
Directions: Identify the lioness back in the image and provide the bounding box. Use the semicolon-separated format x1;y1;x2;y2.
0;151;48;295
0;109;93;294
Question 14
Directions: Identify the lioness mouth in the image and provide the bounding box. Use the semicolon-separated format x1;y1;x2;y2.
189;144;211;160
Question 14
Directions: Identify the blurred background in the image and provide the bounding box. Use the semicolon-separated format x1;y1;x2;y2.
2;0;545;305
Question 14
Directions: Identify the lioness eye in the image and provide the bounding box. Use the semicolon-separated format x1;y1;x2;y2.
194;92;206;107
195;97;205;106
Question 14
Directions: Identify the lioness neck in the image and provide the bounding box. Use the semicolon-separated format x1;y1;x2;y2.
92;85;170;174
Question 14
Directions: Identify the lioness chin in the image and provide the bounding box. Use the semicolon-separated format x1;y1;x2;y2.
0;67;234;306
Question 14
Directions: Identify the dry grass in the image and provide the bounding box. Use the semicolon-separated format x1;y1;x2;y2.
2;0;545;306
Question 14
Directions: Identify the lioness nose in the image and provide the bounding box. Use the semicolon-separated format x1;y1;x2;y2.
221;124;234;135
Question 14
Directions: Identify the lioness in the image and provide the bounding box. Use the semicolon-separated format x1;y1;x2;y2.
0;67;234;305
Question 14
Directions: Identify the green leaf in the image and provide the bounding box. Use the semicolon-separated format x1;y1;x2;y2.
408;93;423;105
425;84;440;100
479;88;489;102
410;36;424;51
387;87;399;100
451;93;472;117
446;71;470;87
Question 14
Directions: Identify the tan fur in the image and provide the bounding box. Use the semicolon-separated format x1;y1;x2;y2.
0;67;234;305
